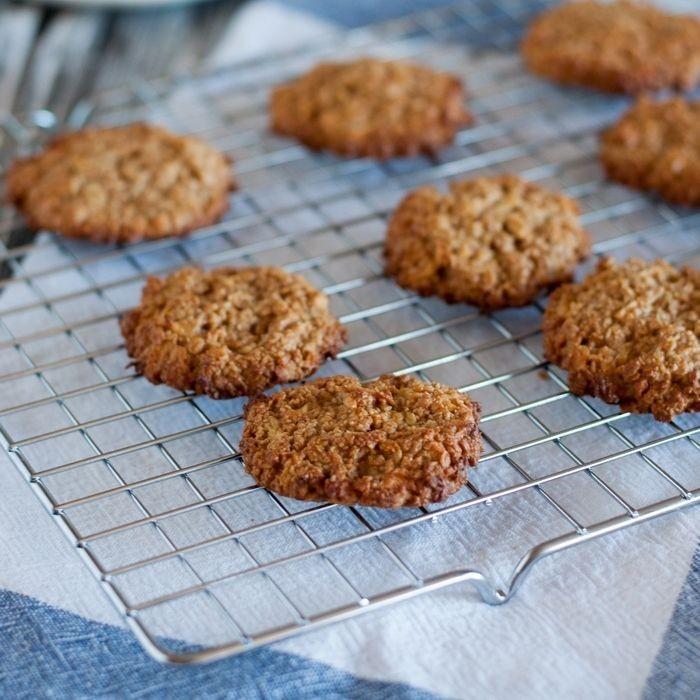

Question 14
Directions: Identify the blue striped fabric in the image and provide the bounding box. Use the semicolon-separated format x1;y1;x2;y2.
0;589;435;699
1;2;698;698
643;545;700;700
281;0;457;27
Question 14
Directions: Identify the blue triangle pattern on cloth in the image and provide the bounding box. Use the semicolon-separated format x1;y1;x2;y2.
0;588;436;700
643;543;700;700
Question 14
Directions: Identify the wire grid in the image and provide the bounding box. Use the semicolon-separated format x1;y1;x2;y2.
0;0;699;665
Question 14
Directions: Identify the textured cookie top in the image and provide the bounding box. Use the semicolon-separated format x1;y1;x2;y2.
241;374;482;508
121;266;346;398
521;0;700;93
543;258;700;422
5;123;235;243
600;97;700;206
384;175;591;310
270;58;472;159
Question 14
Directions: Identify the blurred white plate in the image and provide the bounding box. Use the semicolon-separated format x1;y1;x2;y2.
21;0;213;9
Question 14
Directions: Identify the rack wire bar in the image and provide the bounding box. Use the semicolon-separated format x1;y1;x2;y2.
0;0;698;664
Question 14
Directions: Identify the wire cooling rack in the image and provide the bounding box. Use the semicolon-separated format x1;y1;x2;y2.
0;0;699;665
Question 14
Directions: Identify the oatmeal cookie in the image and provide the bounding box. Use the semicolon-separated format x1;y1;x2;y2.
240;374;482;508
270;57;472;159
120;266;346;398
543;257;700;421
600;97;700;206
5;123;235;244
383;175;591;310
521;1;700;93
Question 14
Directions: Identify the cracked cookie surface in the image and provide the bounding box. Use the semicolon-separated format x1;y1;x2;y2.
543;257;700;422
600;97;700;206
121;266;346;398
521;0;700;93
270;57;472;159
240;374;482;508
6;123;235;243
384;175;590;310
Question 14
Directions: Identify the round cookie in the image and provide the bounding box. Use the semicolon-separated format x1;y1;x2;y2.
383;175;591;310
543;257;700;422
240;374;482;508
521;0;700;94
120;266;346;398
5;123;235;244
270;57;472;159
600;97;700;206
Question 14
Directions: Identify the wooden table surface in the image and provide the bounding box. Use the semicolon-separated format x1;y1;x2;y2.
0;0;247;123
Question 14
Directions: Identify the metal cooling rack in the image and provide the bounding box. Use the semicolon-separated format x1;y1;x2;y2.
0;0;699;665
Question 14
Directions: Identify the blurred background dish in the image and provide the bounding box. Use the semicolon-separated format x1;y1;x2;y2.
19;0;213;7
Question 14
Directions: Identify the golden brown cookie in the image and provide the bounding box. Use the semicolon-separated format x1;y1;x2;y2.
270;58;472;159
121;266;346;398
521;1;700;94
383;175;591;310
543;257;700;422
240;374;482;508
5;123;235;244
600;97;700;206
